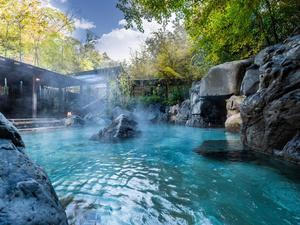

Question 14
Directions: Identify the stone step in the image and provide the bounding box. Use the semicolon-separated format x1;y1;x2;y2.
9;118;65;130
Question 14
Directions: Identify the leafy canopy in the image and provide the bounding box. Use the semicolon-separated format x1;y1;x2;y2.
117;0;300;64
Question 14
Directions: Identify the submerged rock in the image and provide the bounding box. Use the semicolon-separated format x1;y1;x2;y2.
91;114;141;142
240;34;300;164
196;140;258;162
65;115;85;127
0;114;67;225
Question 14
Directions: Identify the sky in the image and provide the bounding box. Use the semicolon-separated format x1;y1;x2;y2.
48;0;174;62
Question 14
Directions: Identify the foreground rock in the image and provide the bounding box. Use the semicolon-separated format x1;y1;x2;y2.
225;95;245;132
0;113;67;225
240;34;300;164
91;114;141;142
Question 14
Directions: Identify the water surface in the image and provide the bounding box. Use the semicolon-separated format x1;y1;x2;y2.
22;125;300;225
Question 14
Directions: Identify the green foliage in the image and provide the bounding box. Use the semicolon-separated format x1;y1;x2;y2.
118;0;300;64
137;95;163;106
0;0;106;73
127;24;204;82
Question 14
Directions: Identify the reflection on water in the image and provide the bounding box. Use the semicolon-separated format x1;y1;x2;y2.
22;125;300;225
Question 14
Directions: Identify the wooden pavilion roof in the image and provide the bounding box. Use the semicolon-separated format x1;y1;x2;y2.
0;56;85;88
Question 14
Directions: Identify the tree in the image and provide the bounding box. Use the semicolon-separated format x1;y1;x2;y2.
117;0;300;64
0;0;106;74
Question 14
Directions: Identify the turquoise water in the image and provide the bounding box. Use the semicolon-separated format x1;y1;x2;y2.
22;125;300;225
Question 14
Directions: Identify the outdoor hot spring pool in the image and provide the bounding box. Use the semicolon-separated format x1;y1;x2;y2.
22;125;300;225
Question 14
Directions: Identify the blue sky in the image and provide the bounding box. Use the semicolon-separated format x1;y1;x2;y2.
51;0;123;39
47;0;174;61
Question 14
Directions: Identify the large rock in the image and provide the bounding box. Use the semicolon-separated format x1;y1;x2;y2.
0;114;67;225
187;82;228;127
199;59;253;96
186;59;251;128
0;113;24;147
168;99;191;125
274;133;300;164
91;114;141;142
225;95;245;132
240;65;260;96
240;35;300;163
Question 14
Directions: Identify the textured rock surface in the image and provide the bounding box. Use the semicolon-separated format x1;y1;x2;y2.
168;100;191;125
274;133;300;164
91;114;141;142
186;59;251;128
0;113;24;147
240;35;300;163
187;85;228;128
225;95;245;132
240;65;260;96
0;114;67;225
199;59;252;96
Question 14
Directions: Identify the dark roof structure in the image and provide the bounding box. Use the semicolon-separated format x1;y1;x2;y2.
0;56;85;88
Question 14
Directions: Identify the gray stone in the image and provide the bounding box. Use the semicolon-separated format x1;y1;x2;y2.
240;66;260;96
0;113;67;225
241;35;300;164
91;114;141;142
199;59;252;96
167;99;191;125
274;133;300;164
225;95;245;133
0;113;24;147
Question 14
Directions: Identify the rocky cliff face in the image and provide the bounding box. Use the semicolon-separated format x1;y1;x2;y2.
0;113;68;225
240;35;300;164
167;59;252;127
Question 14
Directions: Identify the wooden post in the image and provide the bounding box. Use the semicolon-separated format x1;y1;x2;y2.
32;76;37;118
58;87;63;114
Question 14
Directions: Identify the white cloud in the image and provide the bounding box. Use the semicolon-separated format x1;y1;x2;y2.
60;0;68;3
74;18;96;30
96;18;176;61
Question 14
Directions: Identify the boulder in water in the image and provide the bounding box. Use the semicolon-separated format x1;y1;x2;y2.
91;114;141;142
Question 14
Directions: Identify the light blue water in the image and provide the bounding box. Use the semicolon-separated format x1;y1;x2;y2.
22;125;300;225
